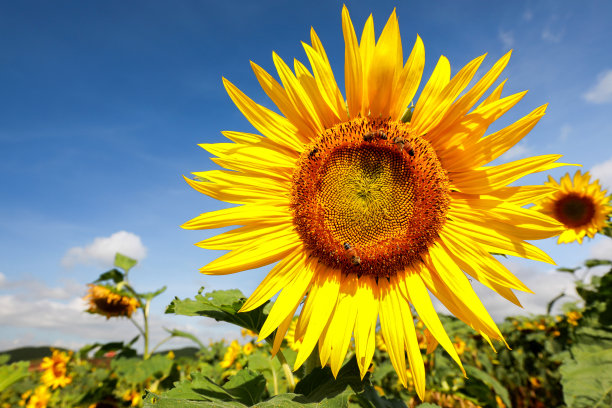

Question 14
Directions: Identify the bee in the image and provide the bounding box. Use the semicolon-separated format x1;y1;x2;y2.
392;136;414;156
308;147;319;158
343;242;361;265
363;130;387;142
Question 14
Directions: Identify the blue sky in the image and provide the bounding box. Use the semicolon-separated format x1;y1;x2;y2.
2;0;612;352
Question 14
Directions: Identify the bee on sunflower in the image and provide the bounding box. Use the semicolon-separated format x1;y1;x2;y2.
182;6;569;399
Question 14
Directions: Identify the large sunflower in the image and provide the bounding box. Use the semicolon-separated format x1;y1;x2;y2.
532;170;611;244
183;7;567;398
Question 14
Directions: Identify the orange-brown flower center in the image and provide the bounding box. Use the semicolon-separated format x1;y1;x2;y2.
554;193;596;228
290;117;450;277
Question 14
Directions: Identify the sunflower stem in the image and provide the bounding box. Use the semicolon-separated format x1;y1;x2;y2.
142;298;151;359
275;349;295;391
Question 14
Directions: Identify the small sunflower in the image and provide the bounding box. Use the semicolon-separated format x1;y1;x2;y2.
532;170;611;244
84;284;140;319
219;340;241;368
183;7;567;398
24;386;51;408
40;350;72;389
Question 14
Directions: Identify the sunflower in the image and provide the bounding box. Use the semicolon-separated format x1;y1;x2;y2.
182;7;567;398
532;170;611;244
84;284;140;319
24;386;51;408
40;350;72;389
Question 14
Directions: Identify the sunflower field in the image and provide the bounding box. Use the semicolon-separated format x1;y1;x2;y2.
3;5;612;408
2;247;612;408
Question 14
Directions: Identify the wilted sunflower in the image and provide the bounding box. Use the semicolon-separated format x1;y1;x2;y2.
532;170;611;244
40;350;72;389
183;7;567;398
84;284;140;319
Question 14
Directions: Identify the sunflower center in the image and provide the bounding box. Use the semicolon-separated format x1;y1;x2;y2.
290;117;450;277
554;193;596;228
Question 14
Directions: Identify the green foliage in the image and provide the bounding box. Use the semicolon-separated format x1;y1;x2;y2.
166;288;270;335
0;360;29;392
560;346;612;407
115;252;138;272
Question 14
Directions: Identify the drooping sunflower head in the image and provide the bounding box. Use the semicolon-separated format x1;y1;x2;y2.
183;6;569;399
532;170;611;244
84;284;140;319
40;350;72;389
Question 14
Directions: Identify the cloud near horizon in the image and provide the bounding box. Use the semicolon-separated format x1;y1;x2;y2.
583;70;612;104
61;231;147;268
590;156;612;190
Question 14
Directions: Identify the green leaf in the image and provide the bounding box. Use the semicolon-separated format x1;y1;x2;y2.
557;267;579;274
355;383;408;408
0;361;29;392
115;252;138;272
94;268;124;284
224;369;267;405
414;404;443;408
140;286;167;301
144;391;245;408
585;259;612;268
163;372;235;401
295;356;367;402
464;365;511;408
148;370;264;407
166;288;269;335
560;347;612;407
111;354;174;384
0;354;9;365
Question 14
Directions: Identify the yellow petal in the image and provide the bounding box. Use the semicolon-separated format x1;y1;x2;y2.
451;155;568;194
199;227;301;275
379;278;408;387
181;204;291;230
390;35;425;120
342;5;363;118
303;39;347;122
391;275;425;399
294;267;342;370
240;247;309;312
250;61;315;143
272;52;324;134
222;78;303;151
368;9;402;117
400;268;465;375
354;275;379;378
258;259;318;340
410;56;451;135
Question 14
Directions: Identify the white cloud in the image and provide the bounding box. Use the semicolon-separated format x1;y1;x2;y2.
541;27;564;42
500;143;532;162
62;231;147;268
0;276;237;352
590;238;612;260
0;272;5;288
498;29;514;49
523;9;533;21
583;70;612;104
590;156;612;190
559;124;572;142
